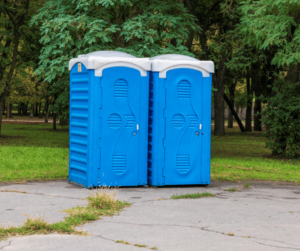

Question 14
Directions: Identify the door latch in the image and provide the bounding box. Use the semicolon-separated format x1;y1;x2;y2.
137;124;139;131
199;124;202;130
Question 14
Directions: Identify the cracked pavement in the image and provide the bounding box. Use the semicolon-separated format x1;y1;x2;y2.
0;180;300;251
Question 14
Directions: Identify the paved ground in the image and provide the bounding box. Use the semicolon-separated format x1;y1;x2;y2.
0;180;300;251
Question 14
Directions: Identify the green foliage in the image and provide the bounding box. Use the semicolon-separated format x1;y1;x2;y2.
239;0;300;67
261;80;300;158
30;0;199;117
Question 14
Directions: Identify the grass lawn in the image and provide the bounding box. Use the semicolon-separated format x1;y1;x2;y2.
0;124;69;181
211;128;300;184
0;123;299;183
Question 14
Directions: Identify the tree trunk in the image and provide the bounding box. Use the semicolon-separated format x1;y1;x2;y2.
286;63;300;84
9;104;12;118
223;93;245;132
2;103;5;115
0;95;5;137
245;72;252;132
254;97;262;131
30;103;34;119
213;54;227;136
227;81;236;128
53;112;57;130
34;102;38;117
23;102;28;115
6;103;10;118
18;103;21;116
44;98;49;123
185;30;194;51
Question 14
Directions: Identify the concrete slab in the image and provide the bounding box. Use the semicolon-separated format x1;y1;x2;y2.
1;181;300;251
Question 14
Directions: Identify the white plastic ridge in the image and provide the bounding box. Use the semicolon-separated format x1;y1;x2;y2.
150;54;214;78
69;51;151;77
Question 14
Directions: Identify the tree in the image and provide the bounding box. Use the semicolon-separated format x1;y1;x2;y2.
0;0;45;136
31;0;200;125
239;0;300;156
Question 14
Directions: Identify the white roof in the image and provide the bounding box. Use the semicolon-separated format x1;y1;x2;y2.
151;54;214;78
69;51;151;76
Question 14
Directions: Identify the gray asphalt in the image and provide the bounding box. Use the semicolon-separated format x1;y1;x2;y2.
0;180;300;251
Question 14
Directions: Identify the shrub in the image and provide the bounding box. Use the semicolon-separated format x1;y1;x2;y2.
261;80;300;158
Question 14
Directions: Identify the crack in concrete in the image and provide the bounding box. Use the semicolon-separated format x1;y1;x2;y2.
0;241;12;250
5;191;85;200
254;241;300;250
100;220;300;248
93;234;159;250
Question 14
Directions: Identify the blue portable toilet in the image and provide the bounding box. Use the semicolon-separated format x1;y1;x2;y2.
68;51;151;188
148;54;214;186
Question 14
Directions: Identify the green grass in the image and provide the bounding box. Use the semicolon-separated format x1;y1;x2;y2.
0;124;69;181
211;128;300;183
224;188;240;192
244;183;250;188
0;189;130;241
134;244;147;247
171;192;214;200
1;124;300;183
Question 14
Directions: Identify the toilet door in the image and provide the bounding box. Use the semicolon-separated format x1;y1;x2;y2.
164;68;203;185
97;67;141;186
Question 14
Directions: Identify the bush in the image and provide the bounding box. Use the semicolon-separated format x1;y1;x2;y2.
261;80;300;158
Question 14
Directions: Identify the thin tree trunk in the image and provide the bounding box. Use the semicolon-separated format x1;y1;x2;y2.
223;94;245;132
245;72;252;132
30;103;34;119
0;95;5;137
2;103;5;115
254;96;262;131
185;30;194;52
18;103;21;116
227;81;236;128
44;98;49;123
34;102;38;117
38;102;43;118
213;54;227;136
9;103;12;118
6;103;10;118
23;102;28;115
53;112;57;130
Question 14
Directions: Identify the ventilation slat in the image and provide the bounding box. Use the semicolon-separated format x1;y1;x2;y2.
176;154;190;174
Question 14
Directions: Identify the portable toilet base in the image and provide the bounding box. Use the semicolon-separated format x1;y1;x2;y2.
68;51;151;188
148;54;214;186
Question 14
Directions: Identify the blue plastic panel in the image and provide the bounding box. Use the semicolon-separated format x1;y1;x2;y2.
69;64;149;188
148;69;212;186
93;67;149;187
69;63;93;188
